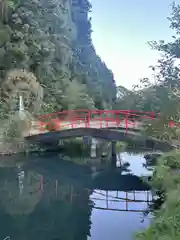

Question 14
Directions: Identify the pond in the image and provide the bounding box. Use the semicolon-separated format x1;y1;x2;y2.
0;150;155;240
90;152;153;240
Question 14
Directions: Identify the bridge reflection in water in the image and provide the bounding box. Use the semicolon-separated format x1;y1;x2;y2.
91;190;152;213
39;177;152;213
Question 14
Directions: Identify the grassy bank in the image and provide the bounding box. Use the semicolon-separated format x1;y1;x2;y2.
136;150;180;239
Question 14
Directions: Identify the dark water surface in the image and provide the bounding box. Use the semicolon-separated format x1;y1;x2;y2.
0;151;154;240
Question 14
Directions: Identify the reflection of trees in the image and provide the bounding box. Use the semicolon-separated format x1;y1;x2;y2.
68;188;93;240
0;155;24;168
121;161;130;172
142;190;164;218
0;204;15;239
125;146;152;155
0;170;41;215
92;170;151;191
143;153;161;166
142;153;162;171
0;168;93;240
15;181;93;240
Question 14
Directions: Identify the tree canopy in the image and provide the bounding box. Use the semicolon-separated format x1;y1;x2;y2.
114;2;180;142
0;0;117;115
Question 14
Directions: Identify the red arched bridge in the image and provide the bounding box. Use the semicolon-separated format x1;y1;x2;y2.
25;109;174;150
34;109;155;133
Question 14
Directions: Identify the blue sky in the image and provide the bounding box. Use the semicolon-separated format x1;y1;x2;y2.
90;0;175;89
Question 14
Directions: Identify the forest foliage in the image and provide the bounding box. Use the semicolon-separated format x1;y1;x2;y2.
136;151;180;240
129;2;180;239
0;0;116;116
115;2;180;143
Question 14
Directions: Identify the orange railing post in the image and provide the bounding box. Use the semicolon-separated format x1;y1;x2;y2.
88;110;91;127
39;121;46;133
40;175;43;192
147;191;150;202
106;110;108;128
55;180;58;197
126;192;128;211
125;114;129;134
106;191;108;208
100;111;102;128
70;185;73;203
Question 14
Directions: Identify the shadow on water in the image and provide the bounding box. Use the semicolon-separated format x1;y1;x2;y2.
0;149;155;240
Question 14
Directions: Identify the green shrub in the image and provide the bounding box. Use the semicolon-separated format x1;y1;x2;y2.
136;151;180;239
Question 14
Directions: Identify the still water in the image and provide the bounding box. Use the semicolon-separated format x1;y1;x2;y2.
90;152;152;240
0;151;153;240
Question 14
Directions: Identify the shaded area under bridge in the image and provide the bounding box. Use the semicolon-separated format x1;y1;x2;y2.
24;156;151;192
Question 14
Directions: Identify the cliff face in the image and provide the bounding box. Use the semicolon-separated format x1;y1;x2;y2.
71;0;117;109
0;0;116;113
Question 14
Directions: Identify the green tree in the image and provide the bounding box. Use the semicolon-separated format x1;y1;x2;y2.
0;0;117;116
136;2;180;239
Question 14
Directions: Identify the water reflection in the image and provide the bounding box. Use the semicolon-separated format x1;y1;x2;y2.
91;190;152;212
120;152;151;176
0;152;153;240
90;190;152;240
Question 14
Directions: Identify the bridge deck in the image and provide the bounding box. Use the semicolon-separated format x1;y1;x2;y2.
26;127;143;143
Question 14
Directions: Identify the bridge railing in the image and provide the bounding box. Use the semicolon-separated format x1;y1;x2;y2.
39;177;152;213
35;109;154;134
27;109;180;136
91;190;152;212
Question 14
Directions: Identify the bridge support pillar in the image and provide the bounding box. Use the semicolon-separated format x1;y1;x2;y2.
90;138;97;158
59;139;64;146
111;141;117;167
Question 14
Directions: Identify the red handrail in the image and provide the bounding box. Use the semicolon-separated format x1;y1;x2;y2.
36;109;180;133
